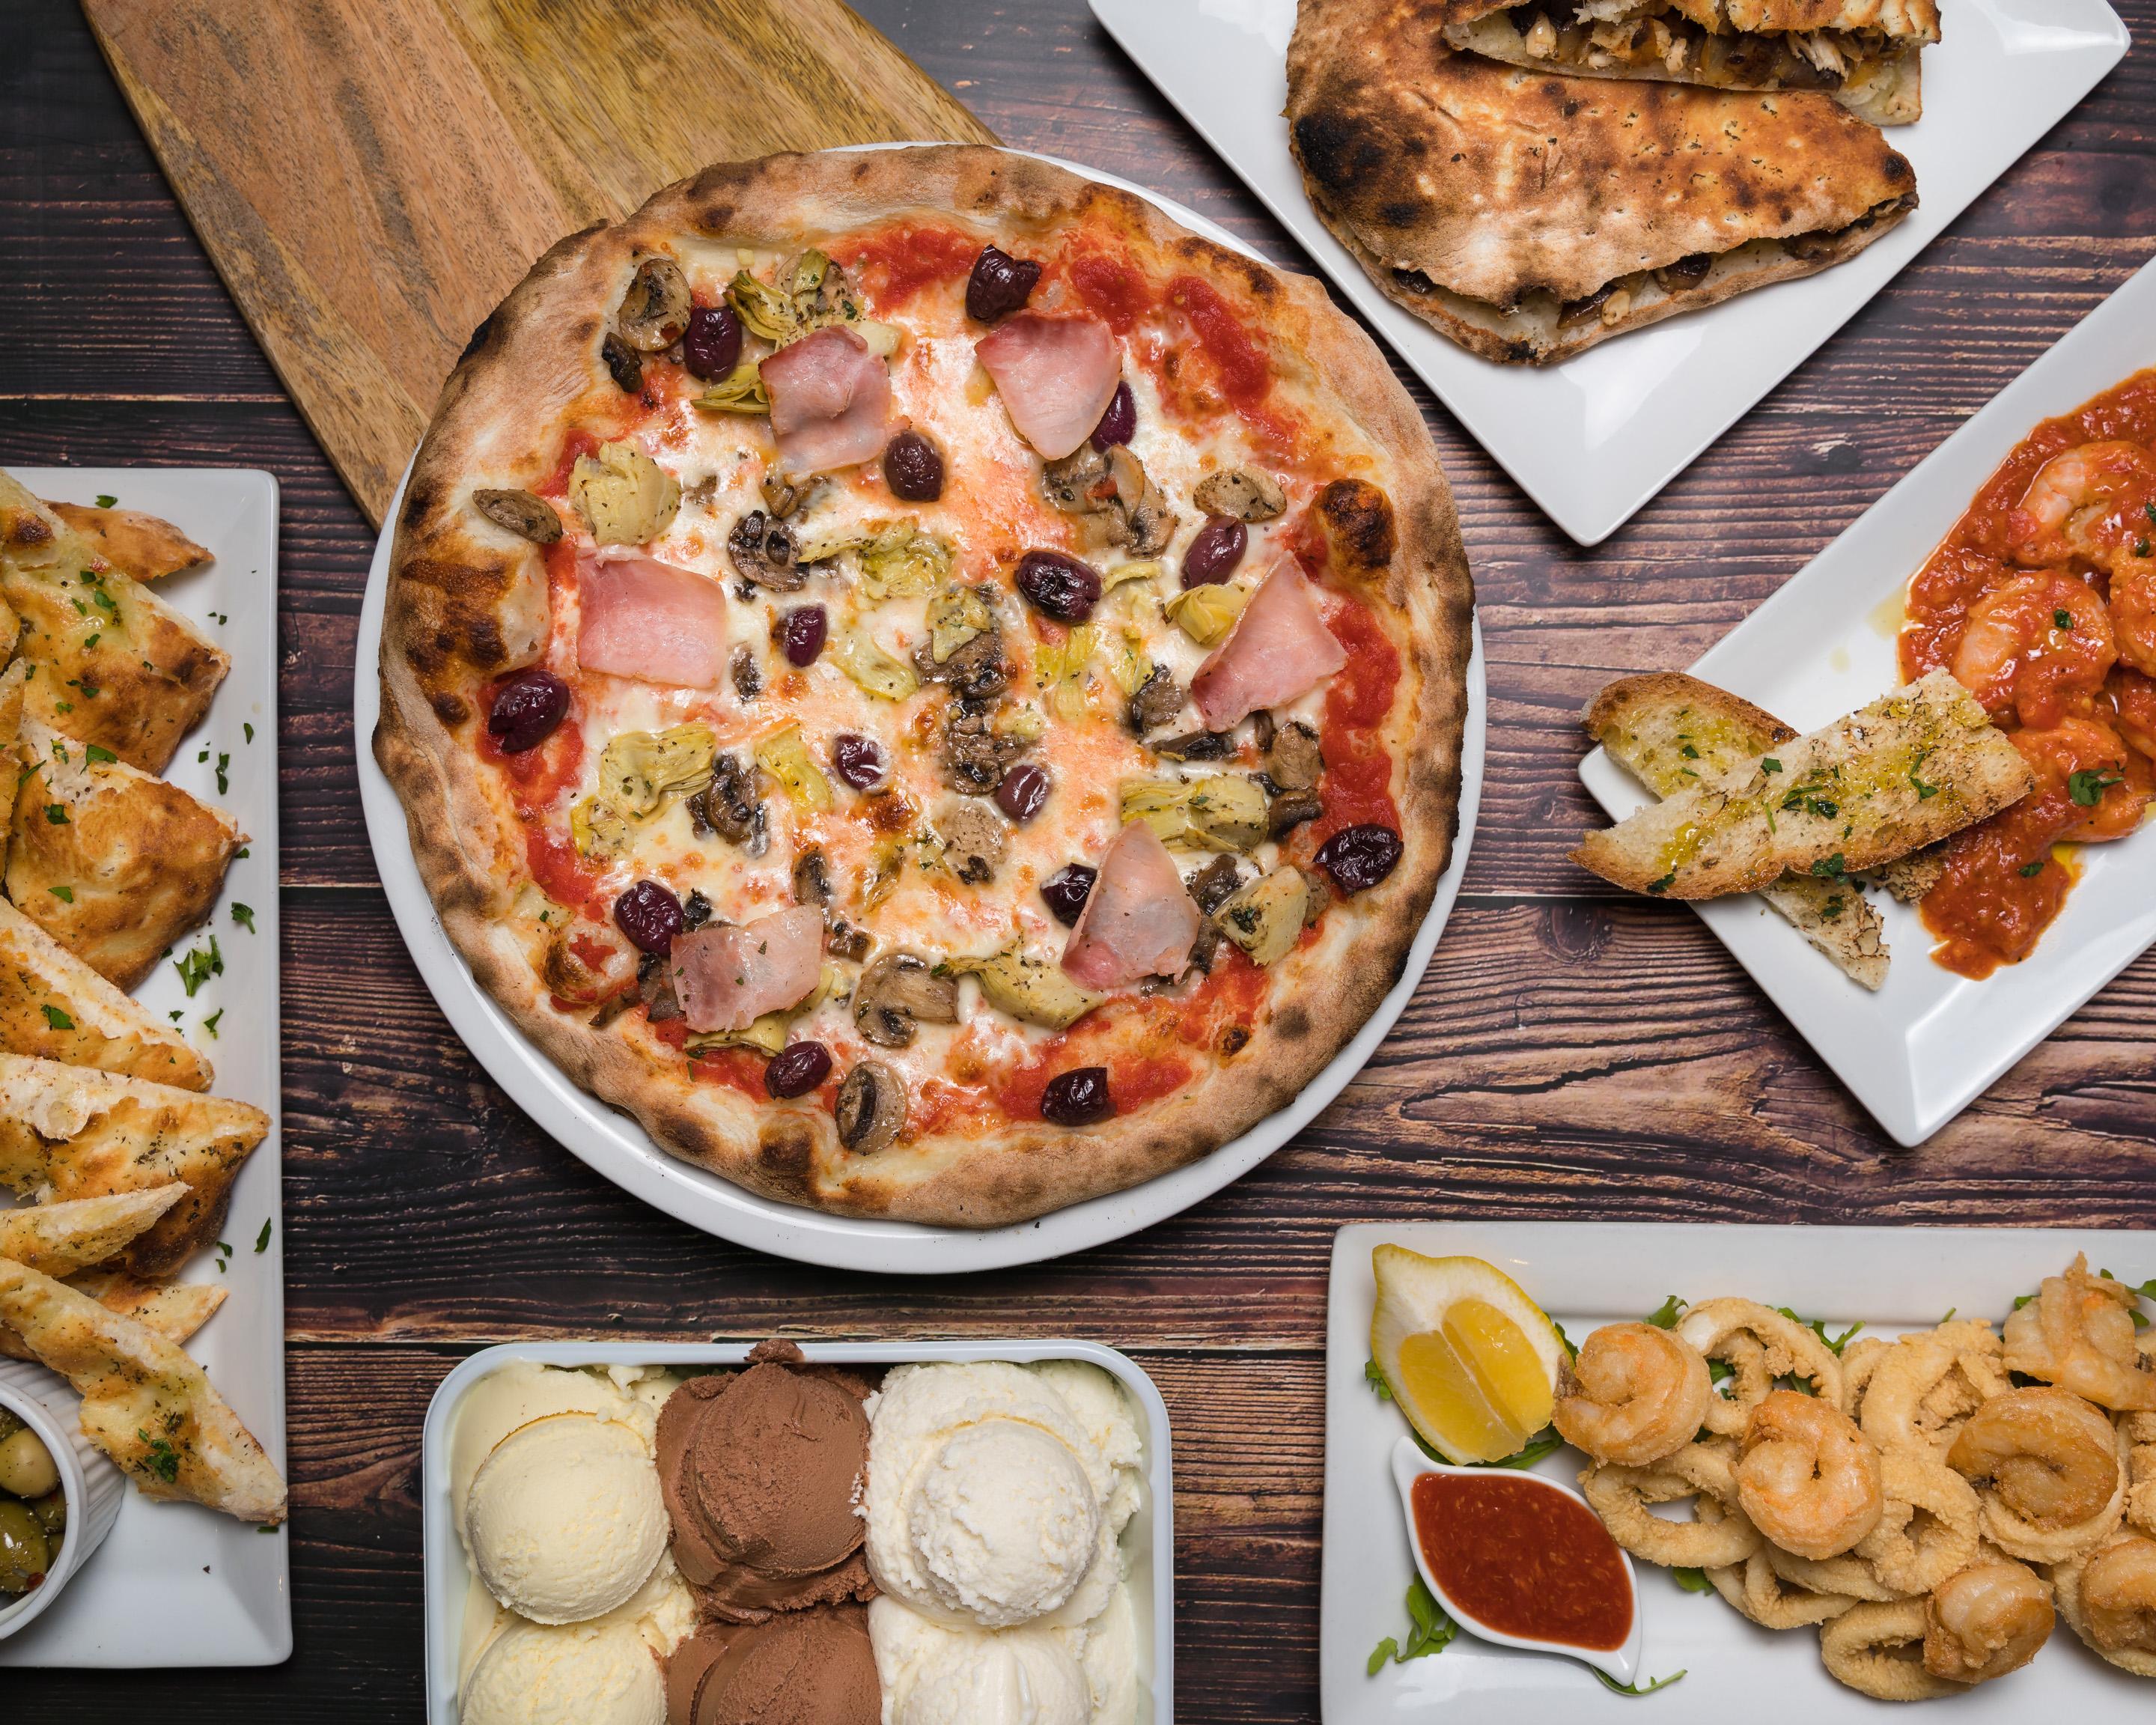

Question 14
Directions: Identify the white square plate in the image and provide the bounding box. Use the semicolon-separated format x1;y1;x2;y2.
1579;255;2156;1145
1088;0;2128;544
0;467;288;1667
1321;1220;2156;1722
421;1341;1175;1724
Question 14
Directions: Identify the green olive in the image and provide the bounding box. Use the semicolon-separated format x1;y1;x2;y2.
0;1426;58;1498
0;1408;23;1442
0;1500;50;1595
28;1488;67;1539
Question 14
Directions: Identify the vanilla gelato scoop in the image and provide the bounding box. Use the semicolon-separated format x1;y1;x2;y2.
466;1414;668;1625
868;1598;1091;1725
460;1619;665;1725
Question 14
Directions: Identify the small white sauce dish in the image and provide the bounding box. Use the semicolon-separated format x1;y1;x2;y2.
1389;1435;1644;1687
0;1360;126;1643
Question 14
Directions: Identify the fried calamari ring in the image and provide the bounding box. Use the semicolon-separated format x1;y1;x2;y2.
1765;1544;1910;1604
1818;1599;1962;1702
1859;1324;2012;1461
1842;1334;1890;1423
1579;1439;1762;1571
1705;1539;1858;1630
1737;1389;1884;1561
1947;1387;2128;1565
1678;1299;1846;1437
2003;1256;2156;1414
2127;1332;2156;1537
2053;1530;2156;1676
1553;1321;1713;1467
1854;1447;1982;1596
1921;1551;2053;1684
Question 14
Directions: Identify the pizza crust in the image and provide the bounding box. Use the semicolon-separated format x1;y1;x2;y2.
376;145;1473;1228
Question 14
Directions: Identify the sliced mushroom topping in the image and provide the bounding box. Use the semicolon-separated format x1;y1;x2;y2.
600;332;643;393
1267;788;1324;839
1265;719;1324;791
915;629;1008;704
727;509;807;591
826;917;872;963
853;952;959;1048
1106;446;1177;556
836;1059;907;1153
760;471;816;520
934;800;1010;886
1038;443;1178;556
688;752;766;851
616;256;692;352
731;645;763;703
682;890;714;931
637;951;683;1023
1188;854;1246;916
939;706;1026;795
1125;664;1186;736
1151;730;1233;763
1654;252;1714;293
1192;466;1287;523
793;847;833;906
472;488;563;544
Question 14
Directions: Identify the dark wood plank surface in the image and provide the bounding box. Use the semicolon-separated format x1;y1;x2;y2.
4;0;2155;1714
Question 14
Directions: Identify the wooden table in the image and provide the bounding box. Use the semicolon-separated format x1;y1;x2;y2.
5;0;2154;1714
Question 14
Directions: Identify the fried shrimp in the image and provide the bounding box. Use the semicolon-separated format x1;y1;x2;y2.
1946;1386;2127;1564
2003;1256;2156;1412
2054;1531;2156;1676
1855;1447;1983;1596
1921;1552;2053;1684
1553;1321;1713;1466
1677;1300;1846;1437
1579;1438;1763;1571
2127;1333;2156;1536
1736;1390;1885;1561
1818;1598;1963;1702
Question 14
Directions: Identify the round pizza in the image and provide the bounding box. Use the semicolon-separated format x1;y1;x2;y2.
374;145;1473;1226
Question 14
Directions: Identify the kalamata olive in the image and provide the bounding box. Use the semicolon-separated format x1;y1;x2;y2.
683;302;743;380
1315;824;1404;894
831;733;889;792
782;604;828;666
1041;1066;1114;1127
995;762;1050;823
883;430;945;502
1014;550;1104;623
613;880;683;955
1089;380;1136;451
1040;863;1097;925
966;244;1042;323
764;1040;834;1099
487;669;571;753
1181;516;1247;588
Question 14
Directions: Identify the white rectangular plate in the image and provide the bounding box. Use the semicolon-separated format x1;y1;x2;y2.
1578;255;2156;1145
1088;0;2128;544
0;467;288;1668
1321;1220;2156;1722
422;1341;1175;1723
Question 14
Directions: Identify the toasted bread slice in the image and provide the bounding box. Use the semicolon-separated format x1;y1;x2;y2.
0;1265;225;1363
0;1258;283;1521
0;659;23;750
43;502;210;583
1584;672;1890;988
1574;669;2033;901
7;719;243;991
1866;851;1946;903
0;897;214;1088
0;1051;269;1277
0;1186;187;1277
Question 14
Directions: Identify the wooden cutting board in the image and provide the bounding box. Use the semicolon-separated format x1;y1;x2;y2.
83;0;998;525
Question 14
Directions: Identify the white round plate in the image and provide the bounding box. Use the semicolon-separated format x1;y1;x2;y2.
353;150;1486;1273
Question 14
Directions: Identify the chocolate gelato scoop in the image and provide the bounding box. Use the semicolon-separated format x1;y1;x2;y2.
657;1340;876;1622
665;1606;878;1725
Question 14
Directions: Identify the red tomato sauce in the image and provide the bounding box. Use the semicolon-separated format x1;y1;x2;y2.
1901;368;2156;977
1411;1473;1633;1652
1306;591;1403;851
1062;244;1151;335
525;825;609;923
838;222;979;312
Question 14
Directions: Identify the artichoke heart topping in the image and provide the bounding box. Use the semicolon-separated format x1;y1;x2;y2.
1034;624;1100;723
724;249;900;356
833;630;921;702
693;362;770;416
598;724;716;819
1163;582;1249;647
928;583;992;663
943;947;1105;1031
753;722;834;810
1216;866;1309;966
1121;773;1269;851
570;439;679;546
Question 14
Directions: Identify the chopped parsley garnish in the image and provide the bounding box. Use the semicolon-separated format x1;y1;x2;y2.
1908;749;1939;800
2020;860;2047;877
40;1004;73;1030
1648;871;1676;893
231;902;255;933
84;742;117;764
95;493;118;508
48;885;73;902
2055;608;2074;631
214;1240;233;1273
255;1218;273;1253
137;1431;182;1485
244;722;255;743
44;803;68;824
2068;768;2124;807
82;631;99;650
1761;758;1782;773
173;937;223;997
215;751;230;794
1810;854;1848;880
1679;743;1699;759
203;1008;224;1038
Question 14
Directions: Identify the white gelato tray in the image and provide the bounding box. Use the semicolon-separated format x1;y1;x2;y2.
421;1340;1176;1724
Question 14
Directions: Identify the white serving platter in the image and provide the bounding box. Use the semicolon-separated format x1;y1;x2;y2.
422;1339;1175;1724
0;467;288;1667
1088;0;2129;545
353;151;1487;1275
1579;252;2156;1146
1322;1220;2156;1723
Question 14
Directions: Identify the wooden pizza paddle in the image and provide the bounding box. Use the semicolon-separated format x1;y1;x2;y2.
82;0;998;526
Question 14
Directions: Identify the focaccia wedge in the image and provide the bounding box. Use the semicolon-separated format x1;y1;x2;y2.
1286;0;1919;364
1437;2;1940;127
0;469;227;772
0;1269;226;1363
7;719;243;991
42;501;210;582
1573;669;2034;899
0;1185;187;1277
0;1258;284;1522
0;1051;269;1277
0;896;214;1088
1585;672;1889;988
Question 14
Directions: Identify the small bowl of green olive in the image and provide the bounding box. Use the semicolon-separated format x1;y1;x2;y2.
0;1361;125;1641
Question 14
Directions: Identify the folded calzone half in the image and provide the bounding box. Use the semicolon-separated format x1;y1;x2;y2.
1437;1;1940;126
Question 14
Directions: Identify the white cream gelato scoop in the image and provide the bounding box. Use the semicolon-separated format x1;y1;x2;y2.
465;1414;666;1625
460;1619;665;1725
868;1597;1091;1725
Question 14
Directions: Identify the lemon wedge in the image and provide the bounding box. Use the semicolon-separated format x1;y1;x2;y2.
1371;1247;1565;1464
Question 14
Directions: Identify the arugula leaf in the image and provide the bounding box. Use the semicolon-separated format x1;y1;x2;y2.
1595;1668;1687;1698
1671;1567;1713;1595
1366;1577;1459;1674
95;493;117;508
1365;1358;1394;1402
84;743;117;764
255;1218;273;1253
1644;1294;1685;1329
1777;1306;1864;1356
173;936;224;997
231;902;256;933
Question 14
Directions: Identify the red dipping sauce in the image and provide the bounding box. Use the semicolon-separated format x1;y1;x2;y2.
1411;1471;1633;1652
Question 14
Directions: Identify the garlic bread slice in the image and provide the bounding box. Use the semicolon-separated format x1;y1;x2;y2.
43;500;210;582
0;896;214;1088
